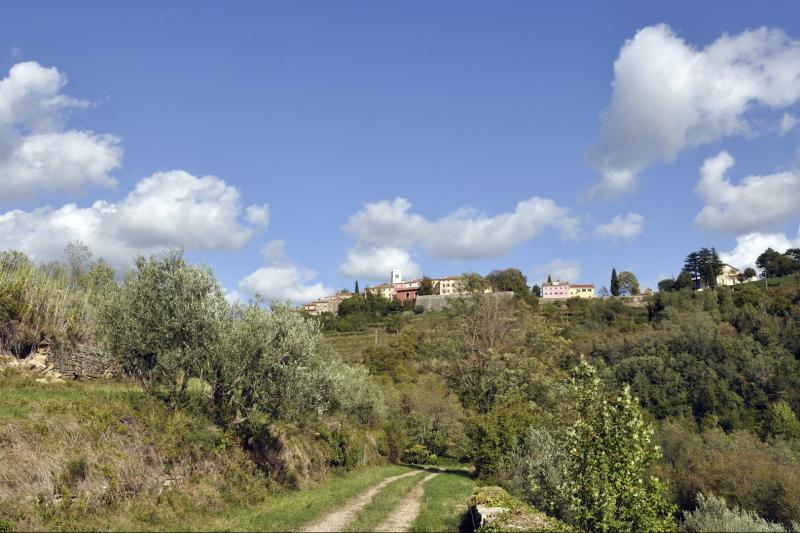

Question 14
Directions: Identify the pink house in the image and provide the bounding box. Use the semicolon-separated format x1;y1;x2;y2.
395;286;418;304
541;280;570;299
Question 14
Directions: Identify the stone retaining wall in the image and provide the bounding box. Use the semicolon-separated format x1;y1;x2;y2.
416;291;515;312
50;343;121;379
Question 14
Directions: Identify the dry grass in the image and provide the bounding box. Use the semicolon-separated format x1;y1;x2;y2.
0;370;267;531
0;262;97;350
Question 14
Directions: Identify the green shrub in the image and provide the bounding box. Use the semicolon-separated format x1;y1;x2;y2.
468;402;536;478
209;302;332;431
562;359;676;532
59;457;88;489
99;249;224;405
403;443;430;464
682;493;786;532
763;401;800;441
499;427;566;516
326;426;363;469
325;360;387;426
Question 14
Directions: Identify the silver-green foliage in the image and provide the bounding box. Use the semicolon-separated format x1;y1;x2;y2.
211;301;334;430
324;359;387;426
682;493;787;533
501;427;567;516
562;359;676;532
101;250;224;404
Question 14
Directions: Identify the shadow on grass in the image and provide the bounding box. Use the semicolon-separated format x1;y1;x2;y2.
402;463;476;479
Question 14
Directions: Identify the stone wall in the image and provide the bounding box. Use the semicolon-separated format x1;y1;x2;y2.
50;343;121;379
416;291;515;312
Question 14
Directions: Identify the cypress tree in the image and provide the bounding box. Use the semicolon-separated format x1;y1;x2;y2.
610;268;620;296
354;280;360;295
547;274;552;283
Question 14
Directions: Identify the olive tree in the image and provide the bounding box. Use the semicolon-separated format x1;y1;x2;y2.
209;302;333;435
101;250;224;405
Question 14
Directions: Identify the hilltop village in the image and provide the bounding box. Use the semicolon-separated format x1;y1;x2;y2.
301;261;759;316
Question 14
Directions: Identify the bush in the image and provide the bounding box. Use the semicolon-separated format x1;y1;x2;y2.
682;493;786;532
657;423;800;525
100;250;224;405
468;402;536;479
403;443;430;464
562;360;676;532
325;360;387;426
326;426;364;469
499;427;566;516
59;457;88;489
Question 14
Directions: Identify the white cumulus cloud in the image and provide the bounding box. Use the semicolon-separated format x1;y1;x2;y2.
720;229;800;269
339;245;421;282
338;197;578;280
532;259;582;285
245;204;270;226
695;150;800;233
0;61;122;200
0;170;264;267
238;240;332;304
780;113;798;134
590;24;800;197
595;212;644;240
344;197;577;259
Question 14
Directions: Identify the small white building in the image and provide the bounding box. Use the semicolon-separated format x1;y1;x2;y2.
431;276;460;296
716;264;757;286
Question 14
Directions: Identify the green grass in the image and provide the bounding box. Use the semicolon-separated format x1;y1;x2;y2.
736;273;799;290
323;311;451;363
344;470;425;531
226;464;414;531
325;326;392;363
1;371;420;532
412;471;475;533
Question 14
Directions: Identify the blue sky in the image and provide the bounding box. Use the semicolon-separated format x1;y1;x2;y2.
2;1;800;301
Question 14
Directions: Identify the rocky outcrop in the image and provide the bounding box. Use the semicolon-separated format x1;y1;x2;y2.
0;342;119;381
468;486;565;531
1;346;64;383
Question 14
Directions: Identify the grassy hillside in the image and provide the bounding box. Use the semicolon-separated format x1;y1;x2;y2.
735;272;800;290
324;312;450;363
0;367;477;532
0;368;406;532
0;369;267;531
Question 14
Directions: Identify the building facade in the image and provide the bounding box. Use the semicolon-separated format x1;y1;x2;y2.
715;263;757;286
366;284;394;300
542;280;571;299
569;284;596;298
302;291;353;316
542;280;596;300
431;277;460;296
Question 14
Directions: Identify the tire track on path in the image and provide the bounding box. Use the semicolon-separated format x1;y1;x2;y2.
374;472;439;532
302;470;423;532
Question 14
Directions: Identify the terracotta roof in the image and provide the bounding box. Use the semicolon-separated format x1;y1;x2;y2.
571;284;595;288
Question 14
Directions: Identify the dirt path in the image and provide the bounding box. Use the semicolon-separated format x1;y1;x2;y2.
374;472;439;533
302;470;424;532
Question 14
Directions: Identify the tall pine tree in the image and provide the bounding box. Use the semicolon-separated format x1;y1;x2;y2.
610;268;620;296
